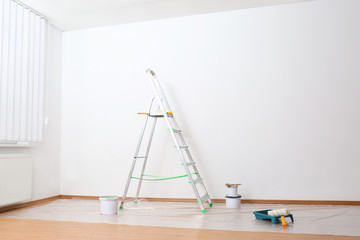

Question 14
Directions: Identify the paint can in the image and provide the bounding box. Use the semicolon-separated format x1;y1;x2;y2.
225;183;241;208
99;196;119;215
226;195;241;208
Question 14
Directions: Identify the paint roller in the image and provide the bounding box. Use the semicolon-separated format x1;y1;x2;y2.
267;208;290;217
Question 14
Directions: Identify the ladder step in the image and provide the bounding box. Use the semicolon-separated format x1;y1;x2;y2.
175;145;188;149
189;178;203;184
181;162;196;166
200;194;211;203
135;156;147;159
168;128;182;133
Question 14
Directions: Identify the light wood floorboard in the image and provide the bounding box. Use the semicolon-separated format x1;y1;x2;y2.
0;218;359;240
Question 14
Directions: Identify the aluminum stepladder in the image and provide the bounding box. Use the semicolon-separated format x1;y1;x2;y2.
119;69;213;213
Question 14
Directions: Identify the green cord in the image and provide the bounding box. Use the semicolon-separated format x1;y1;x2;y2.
131;173;197;181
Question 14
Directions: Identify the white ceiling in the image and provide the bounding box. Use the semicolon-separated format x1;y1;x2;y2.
19;0;310;31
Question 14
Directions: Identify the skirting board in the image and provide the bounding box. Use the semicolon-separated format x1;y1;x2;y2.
60;195;360;206
0;195;60;214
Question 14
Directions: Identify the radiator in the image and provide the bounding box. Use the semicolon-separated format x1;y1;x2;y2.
0;154;32;207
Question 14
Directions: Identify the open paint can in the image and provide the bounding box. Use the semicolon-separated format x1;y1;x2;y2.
99;196;119;215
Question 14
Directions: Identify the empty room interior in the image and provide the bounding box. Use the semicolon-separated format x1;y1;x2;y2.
0;0;360;239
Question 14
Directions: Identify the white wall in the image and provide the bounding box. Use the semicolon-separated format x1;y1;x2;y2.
0;24;62;201
61;0;360;200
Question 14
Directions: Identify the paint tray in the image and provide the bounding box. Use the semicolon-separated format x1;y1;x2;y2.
253;209;294;224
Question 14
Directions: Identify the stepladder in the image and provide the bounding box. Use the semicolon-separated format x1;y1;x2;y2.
120;69;213;213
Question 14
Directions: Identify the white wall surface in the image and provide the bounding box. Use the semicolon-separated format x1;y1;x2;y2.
61;0;360;200
0;24;62;201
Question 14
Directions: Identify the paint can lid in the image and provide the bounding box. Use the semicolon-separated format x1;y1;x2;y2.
99;196;119;201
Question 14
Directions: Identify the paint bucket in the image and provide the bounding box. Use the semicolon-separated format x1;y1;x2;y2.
99;196;119;215
226;195;241;208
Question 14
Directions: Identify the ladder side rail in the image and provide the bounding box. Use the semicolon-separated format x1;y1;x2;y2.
168;117;183;137
172;118;194;162
134;117;158;202
183;148;197;169
148;72;184;138
120;114;149;207
148;74;185;141
120;157;137;208
120;98;155;208
147;70;173;113
153;76;171;111
171;128;196;165
147;71;205;211
133;97;156;157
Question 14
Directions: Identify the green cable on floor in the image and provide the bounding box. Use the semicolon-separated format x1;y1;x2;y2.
131;173;198;181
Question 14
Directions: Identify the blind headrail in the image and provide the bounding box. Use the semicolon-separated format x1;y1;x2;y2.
10;0;49;21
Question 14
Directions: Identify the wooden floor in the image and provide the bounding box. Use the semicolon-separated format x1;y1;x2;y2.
1;218;359;240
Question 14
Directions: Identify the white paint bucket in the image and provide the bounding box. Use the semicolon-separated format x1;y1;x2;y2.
99;196;119;215
226;196;241;208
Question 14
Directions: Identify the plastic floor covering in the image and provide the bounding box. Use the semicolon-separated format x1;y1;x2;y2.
1;199;360;237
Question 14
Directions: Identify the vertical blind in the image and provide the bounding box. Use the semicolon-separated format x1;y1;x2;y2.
0;0;46;142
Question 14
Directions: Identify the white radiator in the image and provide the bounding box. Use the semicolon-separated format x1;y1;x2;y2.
0;154;32;207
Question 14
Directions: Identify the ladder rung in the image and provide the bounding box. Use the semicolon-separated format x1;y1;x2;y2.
181;162;196;166
189;178;203;184
200;194;210;203
135;156;147;159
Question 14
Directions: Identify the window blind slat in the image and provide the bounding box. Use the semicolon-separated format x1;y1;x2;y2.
25;12;35;141
31;15;40;142
13;4;24;140
6;0;17;140
19;8;30;141
38;18;45;142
